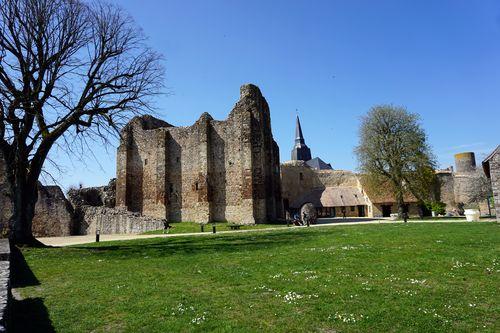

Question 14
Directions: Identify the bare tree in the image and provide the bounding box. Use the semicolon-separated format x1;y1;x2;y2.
0;0;164;245
355;105;437;217
457;171;492;215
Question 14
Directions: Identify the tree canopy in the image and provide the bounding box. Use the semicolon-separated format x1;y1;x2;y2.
355;105;437;216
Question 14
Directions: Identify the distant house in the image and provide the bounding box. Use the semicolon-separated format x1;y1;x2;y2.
283;117;421;218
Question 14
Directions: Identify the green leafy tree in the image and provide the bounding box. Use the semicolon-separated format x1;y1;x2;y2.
355;105;437;217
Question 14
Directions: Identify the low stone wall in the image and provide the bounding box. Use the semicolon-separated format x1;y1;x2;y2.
0;239;10;332
32;186;74;237
77;206;164;235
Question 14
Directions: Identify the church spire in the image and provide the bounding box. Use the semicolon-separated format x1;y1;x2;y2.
291;115;312;161
295;115;305;145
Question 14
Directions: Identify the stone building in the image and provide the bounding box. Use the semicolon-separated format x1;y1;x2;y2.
281;160;421;218
116;84;282;224
436;152;492;215
281;119;419;218
281;118;425;219
281;160;368;217
282;113;493;219
482;146;500;222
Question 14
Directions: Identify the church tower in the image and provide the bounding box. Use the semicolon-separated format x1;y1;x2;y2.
291;115;312;161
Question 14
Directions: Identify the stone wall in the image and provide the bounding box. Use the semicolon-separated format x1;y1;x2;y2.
436;171;457;213
76;206;164;235
67;179;116;208
0;152;74;237
116;84;282;224
280;160;360;210
436;152;492;216
31;186;74;237
0;239;9;332
486;150;500;221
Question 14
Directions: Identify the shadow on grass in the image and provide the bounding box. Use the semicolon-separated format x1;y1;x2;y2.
9;297;55;333
72;228;326;259
10;246;39;288
9;246;55;333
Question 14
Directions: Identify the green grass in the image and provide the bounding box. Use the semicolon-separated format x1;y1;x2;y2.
141;221;286;235
13;223;500;332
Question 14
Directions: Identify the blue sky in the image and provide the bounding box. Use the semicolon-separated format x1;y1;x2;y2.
45;0;500;189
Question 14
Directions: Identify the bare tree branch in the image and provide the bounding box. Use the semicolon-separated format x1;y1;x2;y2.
0;0;164;244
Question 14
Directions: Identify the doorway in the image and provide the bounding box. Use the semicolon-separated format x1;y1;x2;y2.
381;205;392;217
357;205;365;217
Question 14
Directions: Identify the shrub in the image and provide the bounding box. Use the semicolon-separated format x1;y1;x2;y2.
425;201;446;215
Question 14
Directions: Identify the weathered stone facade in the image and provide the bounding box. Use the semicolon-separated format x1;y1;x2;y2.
31;186;74;237
281;161;378;218
437;152;492;215
0;152;74;237
76;206;164;235
116;84;282;224
482;146;500;222
281;160;359;208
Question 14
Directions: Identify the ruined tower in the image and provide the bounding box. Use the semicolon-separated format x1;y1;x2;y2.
115;84;282;224
455;152;477;173
291;116;311;161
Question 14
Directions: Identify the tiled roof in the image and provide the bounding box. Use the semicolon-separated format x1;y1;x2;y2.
306;157;333;170
290;187;367;208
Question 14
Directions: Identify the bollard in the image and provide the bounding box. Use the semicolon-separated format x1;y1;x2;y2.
212;224;216;234
96;229;100;242
201;224;204;233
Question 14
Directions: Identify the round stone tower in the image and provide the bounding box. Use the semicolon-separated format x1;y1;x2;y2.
454;152;476;173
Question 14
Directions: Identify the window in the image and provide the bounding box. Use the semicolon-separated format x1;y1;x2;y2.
299;172;304;181
350;206;355;212
195;182;199;191
144;158;148;165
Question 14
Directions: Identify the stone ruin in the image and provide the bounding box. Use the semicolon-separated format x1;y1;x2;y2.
0;84;283;237
67;179;163;235
115;84;282;224
0;151;74;237
436;152;493;215
1;83;495;238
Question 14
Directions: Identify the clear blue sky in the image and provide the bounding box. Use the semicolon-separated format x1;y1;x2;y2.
45;0;500;189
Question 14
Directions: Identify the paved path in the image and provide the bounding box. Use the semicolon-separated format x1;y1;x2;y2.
38;218;494;247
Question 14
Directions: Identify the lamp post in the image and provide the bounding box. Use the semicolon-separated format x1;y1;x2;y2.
96;229;100;242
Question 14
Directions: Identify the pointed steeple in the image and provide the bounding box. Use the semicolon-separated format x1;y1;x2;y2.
291;115;312;161
295;116;305;145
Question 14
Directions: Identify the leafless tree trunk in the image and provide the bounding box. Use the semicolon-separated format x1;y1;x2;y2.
0;0;164;245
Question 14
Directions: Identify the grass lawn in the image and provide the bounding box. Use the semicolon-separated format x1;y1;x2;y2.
141;221;287;235
12;222;500;332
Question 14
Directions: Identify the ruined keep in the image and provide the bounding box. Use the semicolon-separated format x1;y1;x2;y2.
116;84;282;224
436;151;492;215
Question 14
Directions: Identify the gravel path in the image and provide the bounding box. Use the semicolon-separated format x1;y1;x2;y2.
38;218;493;247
